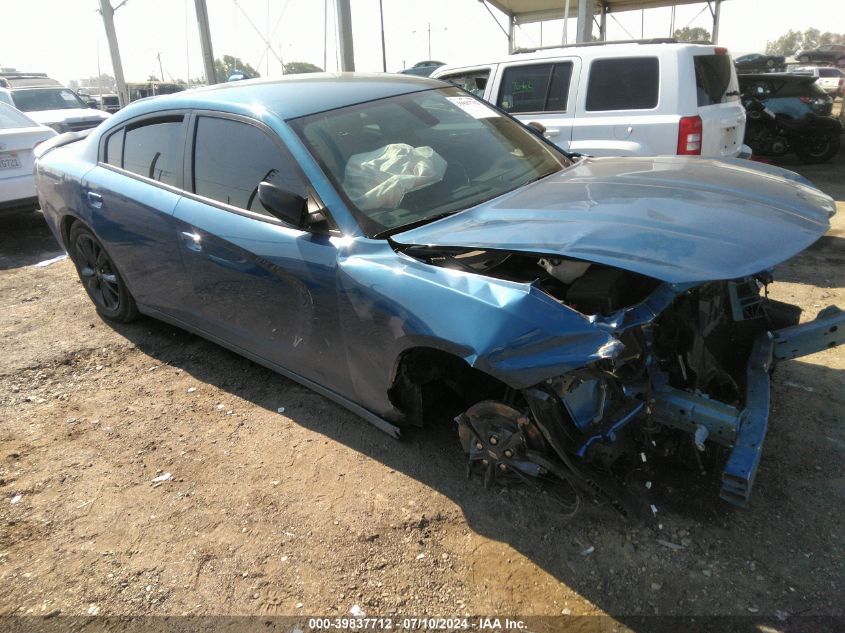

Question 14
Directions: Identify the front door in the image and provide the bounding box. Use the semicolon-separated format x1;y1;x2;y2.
172;113;350;395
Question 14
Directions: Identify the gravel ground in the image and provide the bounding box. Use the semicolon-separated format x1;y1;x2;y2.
1;133;843;631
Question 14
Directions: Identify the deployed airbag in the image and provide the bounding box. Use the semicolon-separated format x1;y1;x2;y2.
343;143;447;210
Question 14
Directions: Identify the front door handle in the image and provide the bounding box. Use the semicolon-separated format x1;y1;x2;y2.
87;191;103;208
545;128;561;138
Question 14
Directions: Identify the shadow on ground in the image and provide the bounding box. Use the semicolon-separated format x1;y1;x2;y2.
0;211;63;270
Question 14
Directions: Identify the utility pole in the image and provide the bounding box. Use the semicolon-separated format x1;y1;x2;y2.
379;0;387;72
97;0;129;107
194;0;217;84
157;52;164;82
335;0;355;71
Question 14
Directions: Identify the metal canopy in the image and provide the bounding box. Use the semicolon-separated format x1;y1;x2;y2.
482;0;724;52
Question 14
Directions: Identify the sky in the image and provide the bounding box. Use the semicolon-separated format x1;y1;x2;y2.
1;0;843;86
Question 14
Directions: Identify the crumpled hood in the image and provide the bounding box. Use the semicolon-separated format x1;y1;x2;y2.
393;156;835;284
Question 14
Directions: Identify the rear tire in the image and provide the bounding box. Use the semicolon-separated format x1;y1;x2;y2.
793;132;840;164
69;223;139;323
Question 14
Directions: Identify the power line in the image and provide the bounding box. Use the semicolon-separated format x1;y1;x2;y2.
230;0;284;66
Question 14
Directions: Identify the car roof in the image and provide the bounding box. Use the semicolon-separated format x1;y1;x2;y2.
433;41;721;74
123;73;447;121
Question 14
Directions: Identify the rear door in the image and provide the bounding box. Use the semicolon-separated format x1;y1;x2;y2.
692;52;746;157
571;56;670;156
83;113;187;313
489;58;580;150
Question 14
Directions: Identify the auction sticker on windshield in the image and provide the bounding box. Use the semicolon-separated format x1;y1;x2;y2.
446;96;499;119
0;152;21;170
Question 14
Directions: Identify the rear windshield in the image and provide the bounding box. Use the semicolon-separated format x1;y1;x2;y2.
11;88;87;112
819;68;842;78
694;54;739;106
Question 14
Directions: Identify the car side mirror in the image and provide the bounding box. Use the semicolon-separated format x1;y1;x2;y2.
258;181;307;228
526;121;547;137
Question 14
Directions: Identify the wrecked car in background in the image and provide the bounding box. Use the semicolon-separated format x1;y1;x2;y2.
34;74;843;517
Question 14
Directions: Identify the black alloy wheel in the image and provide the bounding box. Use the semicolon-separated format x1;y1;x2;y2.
794;131;841;164
69;223;139;322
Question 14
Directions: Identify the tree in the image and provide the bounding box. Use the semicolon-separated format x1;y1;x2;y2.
766;28;845;56
283;61;323;75
214;55;260;81
673;26;711;43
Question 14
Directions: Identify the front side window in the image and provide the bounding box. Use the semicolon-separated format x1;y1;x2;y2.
290;86;570;238
122;116;183;186
192;116;305;216
586;57;659;111
11;88;87;112
497;62;573;113
441;70;490;97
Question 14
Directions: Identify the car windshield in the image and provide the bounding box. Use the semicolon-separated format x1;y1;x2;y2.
11;88;87;112
290;87;570;238
0;102;38;128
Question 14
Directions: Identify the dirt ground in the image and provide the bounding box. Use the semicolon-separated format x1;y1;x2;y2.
1;134;843;631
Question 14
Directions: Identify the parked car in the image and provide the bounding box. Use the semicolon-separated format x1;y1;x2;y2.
398;60;446;77
795;43;845;67
34;75;843;513
734;53;786;73
791;66;845;97
0;72;110;134
432;41;748;158
97;94;121;114
0;102;57;215
739;73;834;118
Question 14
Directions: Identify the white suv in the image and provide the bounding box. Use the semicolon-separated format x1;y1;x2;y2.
791;66;844;98
433;41;748;158
0;72;110;134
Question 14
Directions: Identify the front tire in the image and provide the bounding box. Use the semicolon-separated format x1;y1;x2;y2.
69;223;139;322
793;131;841;164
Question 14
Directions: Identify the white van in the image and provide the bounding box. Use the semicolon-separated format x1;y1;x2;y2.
432;41;747;158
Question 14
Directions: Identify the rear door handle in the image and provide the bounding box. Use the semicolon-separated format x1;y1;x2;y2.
180;231;203;252
87;191;103;208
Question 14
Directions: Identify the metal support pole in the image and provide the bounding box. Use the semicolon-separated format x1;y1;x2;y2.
97;0;129;107
576;0;593;43
600;3;607;41
194;0;217;84
336;0;355;71
712;0;721;44
508;15;515;54
378;0;387;72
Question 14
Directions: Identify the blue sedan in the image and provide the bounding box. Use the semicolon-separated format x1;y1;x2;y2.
35;74;843;514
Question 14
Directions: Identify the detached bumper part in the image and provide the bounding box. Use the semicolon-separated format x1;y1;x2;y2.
723;306;844;506
651;306;843;507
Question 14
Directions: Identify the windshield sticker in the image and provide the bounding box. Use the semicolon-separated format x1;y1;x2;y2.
445;96;499;119
60;92;79;102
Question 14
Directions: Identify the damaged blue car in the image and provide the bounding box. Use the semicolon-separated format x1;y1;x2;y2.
35;74;843;515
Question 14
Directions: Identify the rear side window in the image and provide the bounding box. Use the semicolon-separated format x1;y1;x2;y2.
497;62;574;113
105;129;123;167
694;54;738;106
586;57;658;111
122;116;184;186
441;70;490;97
192;116;305;216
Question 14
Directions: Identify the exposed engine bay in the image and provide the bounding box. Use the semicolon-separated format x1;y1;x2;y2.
398;244;844;516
